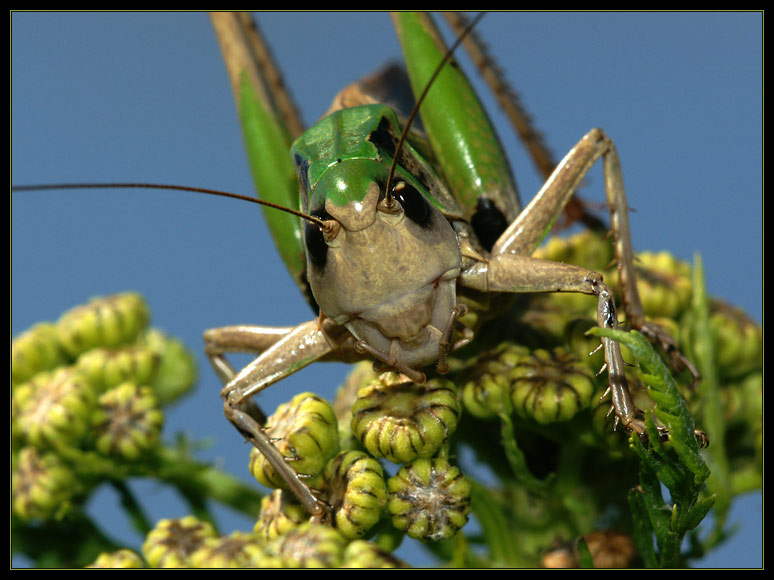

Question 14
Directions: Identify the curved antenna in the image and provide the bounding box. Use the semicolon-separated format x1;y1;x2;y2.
12;182;328;229
384;12;486;205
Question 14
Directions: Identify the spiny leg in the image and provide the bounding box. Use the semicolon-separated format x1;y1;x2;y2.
204;320;339;520
462;129;699;435
460;254;647;434
602;144;701;387
442;11;606;231
210;12;304;141
491;129;695;379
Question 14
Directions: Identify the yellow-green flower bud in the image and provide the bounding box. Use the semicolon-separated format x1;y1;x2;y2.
520;293;587;342
630;251;693;320
187;531;266;568
321;450;387;539
249;392;339;489
387;457;471;542
12;322;67;386
535;230;614;274
262;522;348;568
563;318;606;372
342;539;409;568
86;549;146;568
461;343;530;418
142;515;218;568
709;302;762;379
253;489;307;542
510;348;595;424
92;382;164;460
13;367;97;449
77;346;160;393
351;373;461;464
139;329;197;405
12;447;81;520
56;293;149;359
333;362;379;449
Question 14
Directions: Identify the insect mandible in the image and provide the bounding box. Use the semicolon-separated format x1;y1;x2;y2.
12;12;760;525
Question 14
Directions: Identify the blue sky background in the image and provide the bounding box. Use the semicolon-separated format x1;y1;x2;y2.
12;12;761;568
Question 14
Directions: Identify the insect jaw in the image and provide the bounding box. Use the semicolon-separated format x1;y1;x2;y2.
337;268;460;373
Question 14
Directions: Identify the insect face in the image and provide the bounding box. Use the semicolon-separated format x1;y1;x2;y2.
304;158;461;369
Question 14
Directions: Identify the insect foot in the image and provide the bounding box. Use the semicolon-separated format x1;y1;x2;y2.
248;392;339;491
254;489;308;542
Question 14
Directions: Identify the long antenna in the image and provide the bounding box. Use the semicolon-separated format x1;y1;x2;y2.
12;182;328;229
384;12;486;205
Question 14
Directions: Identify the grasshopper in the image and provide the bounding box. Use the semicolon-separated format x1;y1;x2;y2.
202;12;705;519
13;12;764;532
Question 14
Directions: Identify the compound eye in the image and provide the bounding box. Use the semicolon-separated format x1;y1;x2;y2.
305;209;332;266
305;224;327;266
392;180;429;225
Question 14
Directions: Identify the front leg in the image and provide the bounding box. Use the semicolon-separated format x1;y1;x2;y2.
204;319;343;520
492;129;697;386
460;255;645;434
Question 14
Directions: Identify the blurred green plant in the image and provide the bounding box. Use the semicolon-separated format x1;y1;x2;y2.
11;232;762;568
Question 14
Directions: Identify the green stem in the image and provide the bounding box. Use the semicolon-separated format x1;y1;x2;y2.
691;255;731;534
152;445;265;519
110;479;153;537
497;401;550;494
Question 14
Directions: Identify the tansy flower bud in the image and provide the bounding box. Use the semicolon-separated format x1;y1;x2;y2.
187;531;266;568
92;382;164;460
56;293;149;359
87;549;146;568
12;323;67;386
510;348;595;424
351;373;461;464
142;515;218;568
12;447;81;520
261;522;348;568
249;393;339;489
76;346;160;393
13;367;96;449
387;457;471;542
320;450;387;539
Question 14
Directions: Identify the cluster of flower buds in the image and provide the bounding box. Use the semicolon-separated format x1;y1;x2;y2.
12;293;196;522
88;516;407;568
246;370;472;547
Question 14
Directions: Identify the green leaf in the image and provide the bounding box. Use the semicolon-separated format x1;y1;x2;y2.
576;536;594;568
588;327;709;484
628;488;658;568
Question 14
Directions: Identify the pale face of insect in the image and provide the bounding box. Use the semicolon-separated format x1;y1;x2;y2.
305;160;461;368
